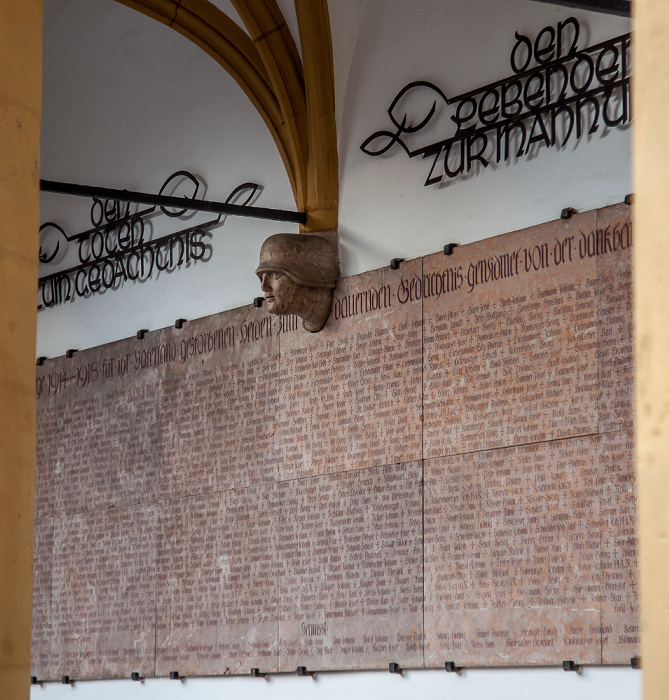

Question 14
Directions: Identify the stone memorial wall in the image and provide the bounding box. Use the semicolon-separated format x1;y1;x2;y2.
32;203;637;679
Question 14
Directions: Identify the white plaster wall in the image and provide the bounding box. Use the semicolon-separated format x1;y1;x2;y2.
336;0;631;273
37;0;631;357
30;666;641;700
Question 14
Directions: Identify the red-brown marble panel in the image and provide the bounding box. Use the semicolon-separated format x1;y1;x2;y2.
31;518;54;679
35;359;58;520
52;334;161;516
155;485;279;676
599;430;639;663
595;204;634;434
276;260;423;481
423;212;599;458
158;306;279;495
424;438;603;665
277;462;423;671
50;506;157;678
32;201;638;676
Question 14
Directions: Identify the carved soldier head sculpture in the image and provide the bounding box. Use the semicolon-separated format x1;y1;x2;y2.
256;233;340;332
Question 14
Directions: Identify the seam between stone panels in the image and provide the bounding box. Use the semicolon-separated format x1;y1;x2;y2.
423;432;601;462
153;502;158;678
49;427;607;518
50;428;615;519
596;205;603;667
420;254;426;669
276;321;283;672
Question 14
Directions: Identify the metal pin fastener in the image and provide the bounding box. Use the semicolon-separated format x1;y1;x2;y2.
296;666;313;677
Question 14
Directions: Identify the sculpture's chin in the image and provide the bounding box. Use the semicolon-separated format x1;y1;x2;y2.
302;315;328;333
265;297;285;315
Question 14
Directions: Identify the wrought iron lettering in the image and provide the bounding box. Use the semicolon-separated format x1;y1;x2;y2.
360;18;631;186
37;171;259;309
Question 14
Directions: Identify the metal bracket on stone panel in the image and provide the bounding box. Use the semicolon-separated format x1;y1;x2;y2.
296;666;314;678
37;171;305;310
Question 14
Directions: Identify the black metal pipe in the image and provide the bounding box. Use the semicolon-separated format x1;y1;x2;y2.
40;179;307;225
529;0;631;16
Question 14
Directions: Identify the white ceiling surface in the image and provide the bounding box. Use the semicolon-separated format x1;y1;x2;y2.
38;0;631;356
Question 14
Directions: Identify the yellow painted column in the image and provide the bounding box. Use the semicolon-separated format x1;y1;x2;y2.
635;1;669;698
0;1;42;698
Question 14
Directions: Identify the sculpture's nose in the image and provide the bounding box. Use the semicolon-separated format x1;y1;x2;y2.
260;273;271;292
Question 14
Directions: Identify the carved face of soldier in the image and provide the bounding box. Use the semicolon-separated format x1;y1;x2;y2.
259;271;299;315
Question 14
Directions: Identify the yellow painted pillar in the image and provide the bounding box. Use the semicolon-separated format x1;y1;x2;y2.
635;1;669;698
0;1;42;698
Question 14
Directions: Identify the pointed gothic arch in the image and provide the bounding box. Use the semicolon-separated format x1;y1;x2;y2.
113;0;337;232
